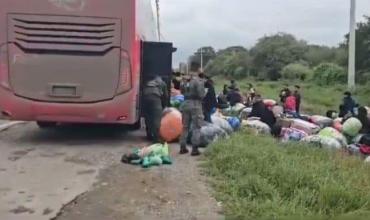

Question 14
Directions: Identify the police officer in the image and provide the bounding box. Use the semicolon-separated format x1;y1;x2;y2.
143;74;168;143
179;72;206;156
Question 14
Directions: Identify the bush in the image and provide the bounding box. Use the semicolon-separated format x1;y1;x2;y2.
204;133;370;219
282;63;313;81
313;63;346;85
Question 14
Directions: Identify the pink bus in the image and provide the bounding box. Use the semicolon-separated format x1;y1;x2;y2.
0;0;174;128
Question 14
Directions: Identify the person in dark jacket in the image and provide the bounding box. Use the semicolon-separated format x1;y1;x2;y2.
340;91;357;117
249;95;276;128
143;75;168;142
227;88;243;107
203;79;217;122
172;72;181;90
294;85;302;113
357;106;370;134
222;84;229;95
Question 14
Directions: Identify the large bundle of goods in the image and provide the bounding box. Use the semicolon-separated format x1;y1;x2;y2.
211;115;233;134
170;95;185;109
333;118;343;132
221;103;246;117
302;135;342;150
263;99;277;108
310;115;333;128
318;127;347;147
121;143;172;168
160;108;183;142
227;117;241;131
239;107;252;120
198;123;228;147
342;117;363;137
281;127;308;142
291;119;320;135
242;119;271;135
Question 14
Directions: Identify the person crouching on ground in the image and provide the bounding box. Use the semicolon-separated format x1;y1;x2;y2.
179;72;206;156
339;91;357;118
227;88;243;107
249;95;276;129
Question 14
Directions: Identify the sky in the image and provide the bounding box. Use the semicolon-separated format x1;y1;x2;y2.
159;0;370;66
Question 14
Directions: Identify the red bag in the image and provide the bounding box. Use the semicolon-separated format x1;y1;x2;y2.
360;145;370;155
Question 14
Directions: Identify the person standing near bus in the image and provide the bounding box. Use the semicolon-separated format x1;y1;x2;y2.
179;72;206;156
142;75;168;143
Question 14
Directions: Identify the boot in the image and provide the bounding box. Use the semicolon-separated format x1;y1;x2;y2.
179;145;189;155
191;146;201;156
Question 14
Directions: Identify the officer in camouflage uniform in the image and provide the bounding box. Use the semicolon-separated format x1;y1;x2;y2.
143;75;168;143
179;73;206;156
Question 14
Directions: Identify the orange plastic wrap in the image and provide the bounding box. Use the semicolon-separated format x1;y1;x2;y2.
160;108;183;142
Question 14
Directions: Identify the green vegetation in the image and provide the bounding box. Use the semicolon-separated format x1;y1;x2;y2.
199;16;370;220
188;17;370;84
204;133;370;220
282;63;313;81
313;63;346;86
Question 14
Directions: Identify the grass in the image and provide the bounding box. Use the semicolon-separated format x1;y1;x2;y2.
204;132;370;220
206;77;370;219
213;77;370;115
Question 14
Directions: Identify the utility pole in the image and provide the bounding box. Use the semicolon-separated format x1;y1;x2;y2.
155;0;161;41
348;0;356;90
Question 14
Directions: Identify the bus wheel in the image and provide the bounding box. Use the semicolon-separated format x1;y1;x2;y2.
37;121;57;129
129;120;141;130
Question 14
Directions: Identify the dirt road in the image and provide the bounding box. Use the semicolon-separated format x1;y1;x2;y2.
0;122;222;220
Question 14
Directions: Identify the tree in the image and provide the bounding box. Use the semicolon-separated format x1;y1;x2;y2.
251;33;307;80
189;46;216;72
342;16;370;82
313;63;346;85
204;46;252;79
282;63;313;81
304;45;337;67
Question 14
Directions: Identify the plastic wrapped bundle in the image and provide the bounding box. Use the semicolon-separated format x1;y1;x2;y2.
264;99;277;107
281;127;308;142
272;106;284;118
221;103;246;117
310;115;333;128
239;107;252;120
198;123;228;147
170;95;185;109
302;135;342;150
333;118;343;132
242;120;271;135
342;117;363;137
211;116;233;134
291;119;320;135
319;127;347;147
227;117;241;131
160;108;183;142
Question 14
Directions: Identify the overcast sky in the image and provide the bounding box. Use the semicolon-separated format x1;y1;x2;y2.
160;0;370;66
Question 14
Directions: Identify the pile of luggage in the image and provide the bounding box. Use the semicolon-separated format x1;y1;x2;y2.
163;91;370;161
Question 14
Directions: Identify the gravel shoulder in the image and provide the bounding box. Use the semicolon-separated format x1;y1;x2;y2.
57;147;223;220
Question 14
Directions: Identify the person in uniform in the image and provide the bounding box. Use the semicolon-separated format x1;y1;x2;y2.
142;75;168;143
179;72;206;156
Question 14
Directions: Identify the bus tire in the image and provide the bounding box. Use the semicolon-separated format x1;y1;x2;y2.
129;120;141;130
37;121;57;129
